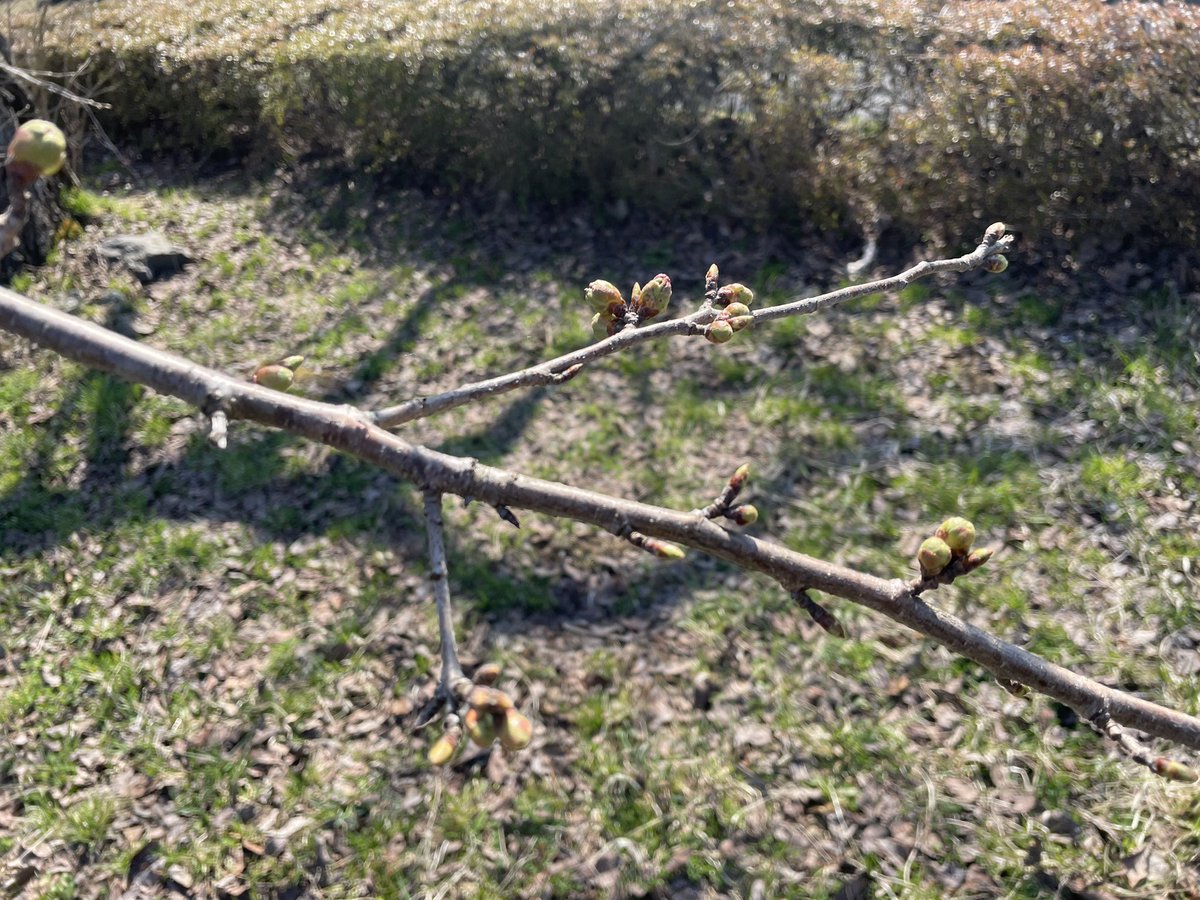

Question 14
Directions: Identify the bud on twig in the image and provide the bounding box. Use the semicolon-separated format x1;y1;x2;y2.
1154;757;1199;782
473;662;502;685
428;730;459;766
632;273;672;321
705;320;734;344
727;504;758;526
7;119;67;179
936;517;976;556
918;536;952;578
985;222;1007;241
464;706;498;747
499;709;533;752
962;546;994;572
716;283;754;307
254;364;296;392
984;255;1009;274
584;280;625;313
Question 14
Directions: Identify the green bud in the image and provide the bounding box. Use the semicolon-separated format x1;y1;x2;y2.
727;315;754;333
468;685;514;712
936;517;976;555
279;355;305;370
428;732;458;766
633;273;672;320
644;538;686;560
723;302;751;319
716;283;754;307
464;707;497;747
7;119;67;177
253;364;295;392
705;263;719;284
918;536;952;578
984;255;1009;273
499;709;533;752
584;279;624;313
985;222;1007;240
705;320;735;344
729;504;758;526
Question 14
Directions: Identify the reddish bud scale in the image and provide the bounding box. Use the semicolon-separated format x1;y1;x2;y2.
716;283;754;307
728;463;751;493
729;504;758;526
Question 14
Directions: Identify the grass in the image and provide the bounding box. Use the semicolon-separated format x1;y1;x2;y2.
1;174;1200;897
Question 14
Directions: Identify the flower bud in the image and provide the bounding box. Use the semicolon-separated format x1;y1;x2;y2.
464;707;497;747
280;355;305;370
428;732;459;766
7;119;67;177
984;255;1009;273
705;320;735;344
584;279;624;313
643;538;686;560
498;709;533;752
716;283;754;307
591;312;614;341
729;504;758;526
935;517;975;555
918;536;952;577
985;222;1007;240
727;315;754;333
467;685;514;712
253;364;295;392
473;662;502;685
722;302;751;319
633;273;672;320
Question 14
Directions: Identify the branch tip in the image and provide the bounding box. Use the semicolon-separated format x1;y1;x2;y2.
793;590;847;638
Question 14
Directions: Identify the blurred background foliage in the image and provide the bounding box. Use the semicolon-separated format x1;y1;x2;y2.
20;0;1200;259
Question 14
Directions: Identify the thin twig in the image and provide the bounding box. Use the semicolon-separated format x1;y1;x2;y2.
1091;706;1198;782
0;59;111;109
371;234;1012;428
794;590;847;638
423;491;465;695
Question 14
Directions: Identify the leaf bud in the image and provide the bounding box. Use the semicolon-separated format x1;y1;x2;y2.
936;517;976;555
584;279;624;313
498;709;533;752
1154;757;1199;782
705;263;719;284
728;463;751;492
705;320;735;344
963;546;994;572
918;536;952;578
633;273;672;320
984;255;1009;273
716;283;754;307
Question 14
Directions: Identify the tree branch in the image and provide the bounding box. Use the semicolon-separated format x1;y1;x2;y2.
2;282;1199;756
371;233;1014;427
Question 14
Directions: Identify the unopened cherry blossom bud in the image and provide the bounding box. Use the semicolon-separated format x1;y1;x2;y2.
499;709;533;752
428;732;459;765
918;536;952;578
729;504;758;526
632;273;672;320
473;662;502;685
585;279;624;313
706;320;734;344
253;364;295;392
984;255;1009;273
936;517;975;555
464;707;497;747
716;283;754;307
7;119;67;177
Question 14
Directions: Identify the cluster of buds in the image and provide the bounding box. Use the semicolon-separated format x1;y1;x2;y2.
6;119;67;188
696;463;758;527
584;273;672;339
705;268;755;345
253;355;305;392
427;663;533;766
917;516;993;579
983;222;1009;273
